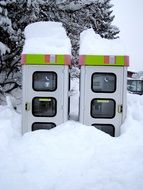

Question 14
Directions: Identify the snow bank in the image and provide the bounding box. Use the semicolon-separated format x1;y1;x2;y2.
79;28;128;55
0;80;143;189
22;21;71;55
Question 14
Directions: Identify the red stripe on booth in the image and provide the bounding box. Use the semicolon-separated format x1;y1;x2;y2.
45;55;50;63
55;55;57;64
65;55;71;65
79;55;85;65
104;56;109;64
124;56;129;66
21;54;26;64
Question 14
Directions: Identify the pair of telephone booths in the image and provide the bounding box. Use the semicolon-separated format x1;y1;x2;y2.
21;54;129;137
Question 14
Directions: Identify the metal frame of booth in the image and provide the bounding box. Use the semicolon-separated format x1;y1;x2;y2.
21;54;71;134
79;55;129;137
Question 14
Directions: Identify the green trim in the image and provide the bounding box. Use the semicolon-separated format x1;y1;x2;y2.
85;55;104;65
56;55;65;65
26;54;45;64
79;55;129;66
115;56;124;66
22;54;71;65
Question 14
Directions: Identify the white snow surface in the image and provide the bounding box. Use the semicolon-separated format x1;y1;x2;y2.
22;21;71;55
0;79;143;190
79;28;129;55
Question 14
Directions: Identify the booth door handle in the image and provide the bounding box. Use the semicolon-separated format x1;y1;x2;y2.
25;102;30;111
118;105;123;113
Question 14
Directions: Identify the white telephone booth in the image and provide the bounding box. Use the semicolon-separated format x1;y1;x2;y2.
21;54;71;133
21;21;71;134
79;55;129;137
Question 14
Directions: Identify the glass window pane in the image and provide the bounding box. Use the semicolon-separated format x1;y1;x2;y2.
33;72;57;91
127;80;136;92
91;99;115;118
32;97;57;117
128;80;137;91
127;80;132;91
92;73;116;93
92;124;115;137
137;81;142;91
32;122;56;131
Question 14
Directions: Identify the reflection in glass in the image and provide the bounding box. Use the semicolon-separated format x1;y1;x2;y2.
32;122;56;131
92;73;116;92
33;72;57;91
32;97;57;117
91;99;115;118
92;124;115;137
127;80;142;93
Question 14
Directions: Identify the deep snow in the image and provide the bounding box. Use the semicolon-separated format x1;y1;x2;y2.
79;28;128;55
22;22;71;55
0;79;143;190
0;21;142;190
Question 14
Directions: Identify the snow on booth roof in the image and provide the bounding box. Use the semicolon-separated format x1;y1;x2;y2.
79;28;129;66
21;21;71;65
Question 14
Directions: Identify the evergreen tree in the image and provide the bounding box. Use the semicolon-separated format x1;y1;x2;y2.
0;0;47;97
0;0;13;56
0;0;15;96
0;0;119;100
40;0;119;65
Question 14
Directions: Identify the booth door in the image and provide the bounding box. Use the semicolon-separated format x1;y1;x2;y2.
22;65;68;133
81;66;125;137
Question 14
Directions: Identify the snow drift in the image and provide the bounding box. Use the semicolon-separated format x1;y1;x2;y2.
22;21;71;55
0;83;143;190
79;28;128;55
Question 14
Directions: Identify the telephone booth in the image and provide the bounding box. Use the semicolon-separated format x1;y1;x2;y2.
21;54;71;133
79;55;129;137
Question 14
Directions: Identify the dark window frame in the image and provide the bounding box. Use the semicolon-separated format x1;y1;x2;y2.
91;72;117;93
32;97;57;117
90;98;116;119
32;122;56;131
32;71;57;92
68;73;70;116
92;124;115;137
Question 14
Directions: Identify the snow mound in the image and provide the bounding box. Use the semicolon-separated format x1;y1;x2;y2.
79;28;128;55
0;80;143;189
22;21;71;55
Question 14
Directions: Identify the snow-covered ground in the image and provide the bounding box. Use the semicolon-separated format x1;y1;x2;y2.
0;79;143;190
0;20;142;190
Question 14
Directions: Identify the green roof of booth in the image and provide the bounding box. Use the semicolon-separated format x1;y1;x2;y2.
79;55;129;66
21;54;71;65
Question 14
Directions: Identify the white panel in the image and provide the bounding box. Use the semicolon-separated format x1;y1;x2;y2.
122;67;127;122
22;65;69;134
79;66;125;137
79;67;86;123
